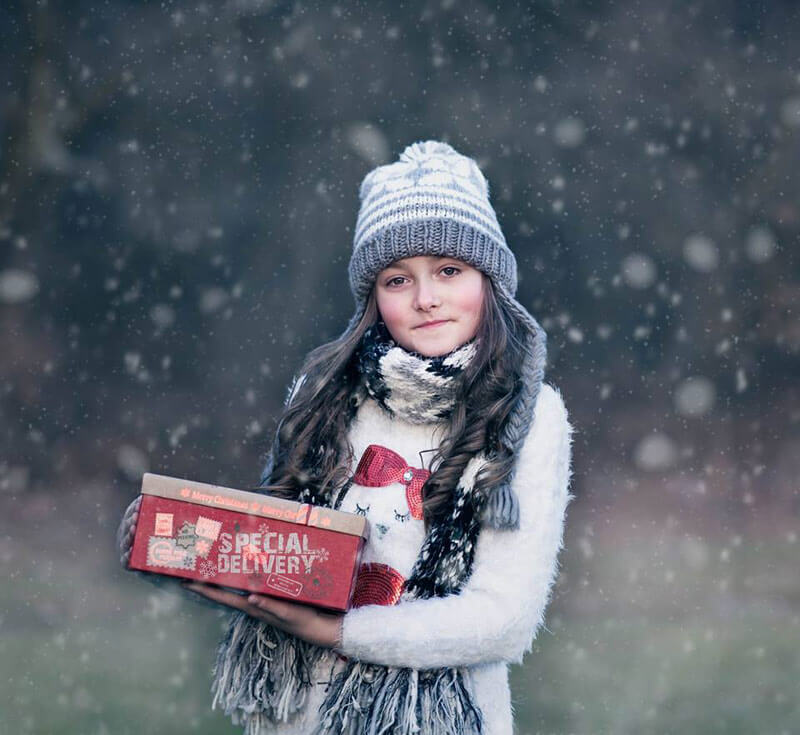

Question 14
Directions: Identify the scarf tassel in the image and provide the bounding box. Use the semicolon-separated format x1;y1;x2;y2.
311;661;484;735
480;480;520;530
210;611;325;732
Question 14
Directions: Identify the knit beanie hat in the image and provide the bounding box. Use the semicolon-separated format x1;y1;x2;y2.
349;140;518;303
341;140;548;530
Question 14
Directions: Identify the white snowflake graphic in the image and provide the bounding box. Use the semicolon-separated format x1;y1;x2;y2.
195;539;211;556
199;559;218;579
258;522;271;535
313;547;330;563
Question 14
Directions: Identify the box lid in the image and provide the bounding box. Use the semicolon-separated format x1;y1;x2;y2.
140;473;369;540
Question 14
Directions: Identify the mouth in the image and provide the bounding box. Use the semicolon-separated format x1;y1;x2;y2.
415;320;451;329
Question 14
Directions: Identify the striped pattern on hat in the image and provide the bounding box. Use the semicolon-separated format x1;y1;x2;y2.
349;140;518;304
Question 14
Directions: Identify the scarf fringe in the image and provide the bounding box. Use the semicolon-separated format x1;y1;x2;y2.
311;661;483;735
210;610;325;730
480;480;520;530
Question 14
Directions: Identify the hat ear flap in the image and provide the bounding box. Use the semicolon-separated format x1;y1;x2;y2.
480;285;548;530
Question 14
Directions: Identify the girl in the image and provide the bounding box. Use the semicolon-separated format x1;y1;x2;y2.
118;140;575;735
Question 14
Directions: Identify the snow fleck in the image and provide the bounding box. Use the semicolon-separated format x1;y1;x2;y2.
735;367;748;393
168;423;188;448
779;96;800;127
290;71;310;89
199;287;228;314
0;464;29;494
674;376;715;417
621;253;657;289
745;225;777;263
346;122;391;166
116;444;149;481
596;323;613;340
634;433;679;472
0;269;39;304
683;234;719;272
577;535;593;559
124;352;142;375
553;116;586;148
567;326;584;343
150;303;176;328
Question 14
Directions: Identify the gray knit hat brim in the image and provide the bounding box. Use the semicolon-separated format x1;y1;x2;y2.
348;217;518;307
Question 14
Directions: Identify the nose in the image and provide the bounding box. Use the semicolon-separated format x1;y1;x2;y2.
413;278;441;311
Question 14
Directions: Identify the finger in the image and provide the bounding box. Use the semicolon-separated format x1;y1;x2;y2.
184;583;288;625
246;594;298;621
182;582;253;613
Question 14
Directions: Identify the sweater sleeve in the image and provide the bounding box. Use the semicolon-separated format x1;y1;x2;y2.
332;383;575;669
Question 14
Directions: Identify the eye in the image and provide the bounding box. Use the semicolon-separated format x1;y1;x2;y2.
441;266;461;277
385;275;406;288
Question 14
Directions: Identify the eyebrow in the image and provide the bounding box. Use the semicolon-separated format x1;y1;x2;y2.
386;257;452;272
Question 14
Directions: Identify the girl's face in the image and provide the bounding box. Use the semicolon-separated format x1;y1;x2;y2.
374;256;485;357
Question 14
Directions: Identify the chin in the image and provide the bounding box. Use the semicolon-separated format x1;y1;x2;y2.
409;338;461;358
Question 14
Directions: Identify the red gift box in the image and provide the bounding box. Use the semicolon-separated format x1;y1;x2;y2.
127;473;370;612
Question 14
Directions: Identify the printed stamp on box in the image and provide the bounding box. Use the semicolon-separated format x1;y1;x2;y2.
195;515;222;541
154;513;174;537
266;573;303;597
147;537;196;570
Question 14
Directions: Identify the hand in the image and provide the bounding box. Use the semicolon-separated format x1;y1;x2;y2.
117;495;142;567
181;581;345;650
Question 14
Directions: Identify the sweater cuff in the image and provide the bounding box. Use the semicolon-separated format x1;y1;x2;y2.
334;607;369;660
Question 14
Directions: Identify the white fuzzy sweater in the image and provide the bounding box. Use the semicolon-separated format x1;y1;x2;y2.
261;382;575;735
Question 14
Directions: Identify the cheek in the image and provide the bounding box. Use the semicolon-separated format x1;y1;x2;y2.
375;292;406;327
453;278;484;318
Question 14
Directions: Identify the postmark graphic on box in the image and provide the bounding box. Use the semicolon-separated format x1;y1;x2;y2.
154;513;174;537
195;515;222;541
266;573;303;597
147;536;197;571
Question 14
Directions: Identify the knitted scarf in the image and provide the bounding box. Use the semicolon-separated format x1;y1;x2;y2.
210;324;510;735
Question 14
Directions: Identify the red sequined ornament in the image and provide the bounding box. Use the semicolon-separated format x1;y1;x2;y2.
353;444;429;520
351;562;407;608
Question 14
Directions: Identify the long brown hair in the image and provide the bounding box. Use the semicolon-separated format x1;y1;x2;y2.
258;273;528;528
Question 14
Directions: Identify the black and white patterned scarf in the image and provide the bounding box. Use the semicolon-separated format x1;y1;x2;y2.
210;324;496;735
357;319;478;424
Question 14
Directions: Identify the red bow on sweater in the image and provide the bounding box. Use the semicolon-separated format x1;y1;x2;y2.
353;444;430;520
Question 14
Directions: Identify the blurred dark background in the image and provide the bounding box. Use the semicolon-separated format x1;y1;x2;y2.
2;1;798;733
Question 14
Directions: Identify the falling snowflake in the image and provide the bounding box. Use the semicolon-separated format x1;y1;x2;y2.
199;559;218;579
